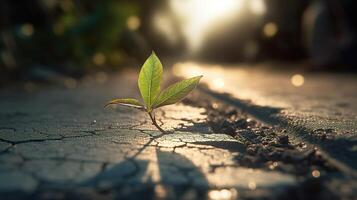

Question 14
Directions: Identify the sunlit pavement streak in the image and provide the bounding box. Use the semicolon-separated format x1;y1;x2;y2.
0;71;298;199
173;62;357;175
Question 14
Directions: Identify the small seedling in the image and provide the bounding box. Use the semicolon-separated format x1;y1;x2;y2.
105;52;202;133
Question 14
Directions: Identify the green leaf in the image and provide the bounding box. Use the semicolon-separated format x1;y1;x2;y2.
138;52;163;110
104;98;144;109
153;76;202;108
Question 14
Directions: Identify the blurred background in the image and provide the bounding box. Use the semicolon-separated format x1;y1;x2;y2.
1;0;357;85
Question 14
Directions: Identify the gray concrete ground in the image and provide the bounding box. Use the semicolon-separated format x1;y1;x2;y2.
0;71;296;200
0;64;356;199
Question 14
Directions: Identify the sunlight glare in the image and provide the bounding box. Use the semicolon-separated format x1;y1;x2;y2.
212;78;225;90
153;13;178;44
172;62;203;77
172;62;229;91
170;0;243;52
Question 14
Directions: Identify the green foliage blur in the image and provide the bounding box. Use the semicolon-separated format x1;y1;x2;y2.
0;0;144;80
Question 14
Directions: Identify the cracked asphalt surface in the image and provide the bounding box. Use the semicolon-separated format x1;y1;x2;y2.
0;67;356;200
0;72;296;200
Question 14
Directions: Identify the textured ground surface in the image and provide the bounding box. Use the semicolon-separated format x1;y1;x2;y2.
0;65;356;200
0;72;296;200
174;62;357;173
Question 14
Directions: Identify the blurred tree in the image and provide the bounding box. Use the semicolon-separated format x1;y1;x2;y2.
0;0;146;81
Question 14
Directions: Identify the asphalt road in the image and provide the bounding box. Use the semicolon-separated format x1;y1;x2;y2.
174;62;357;177
0;71;295;200
0;63;356;199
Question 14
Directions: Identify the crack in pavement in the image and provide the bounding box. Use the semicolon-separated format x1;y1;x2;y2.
199;87;357;178
0;88;338;199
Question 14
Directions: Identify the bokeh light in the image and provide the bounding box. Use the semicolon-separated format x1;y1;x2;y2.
92;53;106;66
269;161;279;170
291;74;305;87
127;15;141;31
154;184;168;199
263;22;278;38
312;170;321;178
208;188;238;200
212;102;219;109
248;181;257;190
1;51;16;68
21;23;34;37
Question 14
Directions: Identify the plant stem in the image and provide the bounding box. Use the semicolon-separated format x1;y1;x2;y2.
148;112;167;134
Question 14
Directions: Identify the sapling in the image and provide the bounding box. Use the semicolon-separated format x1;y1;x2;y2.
105;52;202;133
